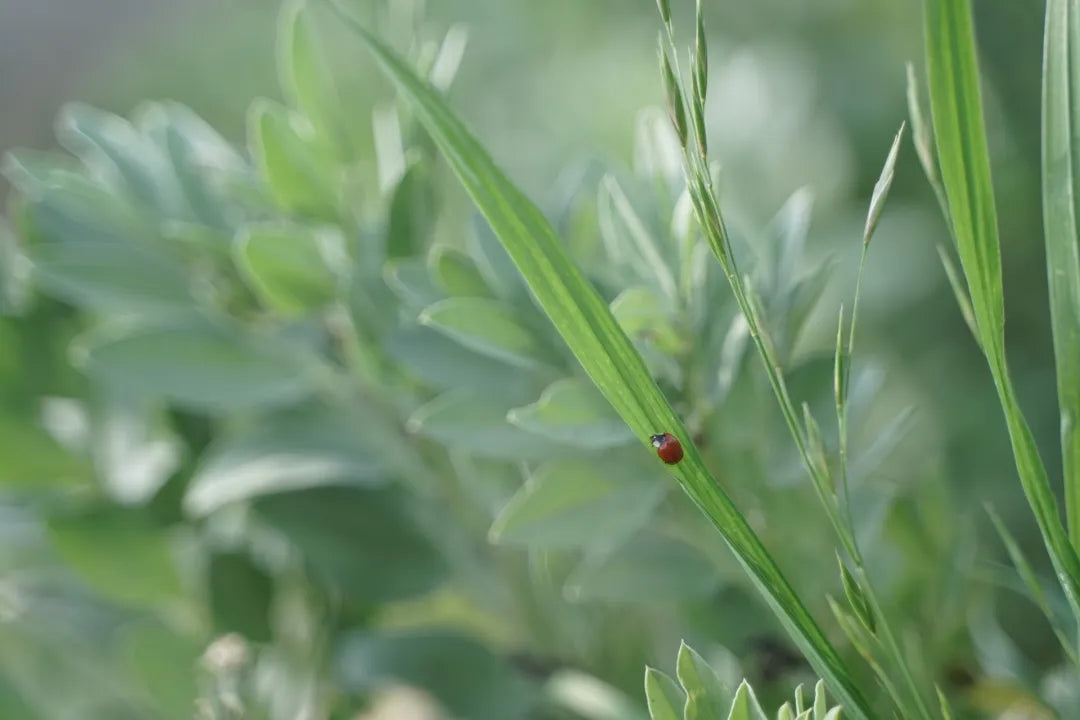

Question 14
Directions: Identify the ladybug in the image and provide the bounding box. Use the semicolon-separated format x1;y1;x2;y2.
650;432;684;464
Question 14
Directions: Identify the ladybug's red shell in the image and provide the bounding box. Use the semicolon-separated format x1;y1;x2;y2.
650;432;684;464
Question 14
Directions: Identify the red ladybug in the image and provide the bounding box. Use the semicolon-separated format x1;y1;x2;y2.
650;432;684;465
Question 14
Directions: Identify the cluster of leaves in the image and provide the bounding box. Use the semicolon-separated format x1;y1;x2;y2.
3;0;1076;717
0;0;885;717
644;641;841;720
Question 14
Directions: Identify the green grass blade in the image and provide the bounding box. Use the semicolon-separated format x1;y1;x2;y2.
328;4;874;716
923;0;1080;607
986;505;1080;666
1042;0;1080;553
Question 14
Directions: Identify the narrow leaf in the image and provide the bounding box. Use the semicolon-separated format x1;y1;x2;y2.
489;455;664;549
429;244;494;298
386;163;435;259
644;667;684;720
1042;0;1080;552
986;504;1080;664
184;403;388;517
925;0;1080;608
407;390;564;461
419;296;548;368
676;641;730;719
248;99;339;220
77;320;314;413
507;377;635;449
279;0;350;155
726;679;769;720
936;244;980;344
234;223;341;314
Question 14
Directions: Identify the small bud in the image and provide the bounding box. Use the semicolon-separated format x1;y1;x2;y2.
863;121;905;246
659;42;688;148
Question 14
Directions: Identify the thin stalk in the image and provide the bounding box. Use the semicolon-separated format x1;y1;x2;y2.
837;243;869;556
659;22;937;719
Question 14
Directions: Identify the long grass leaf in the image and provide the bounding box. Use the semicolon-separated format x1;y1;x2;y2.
923;0;1080;608
986;505;1080;666
327;4;874;716
1042;0;1080;554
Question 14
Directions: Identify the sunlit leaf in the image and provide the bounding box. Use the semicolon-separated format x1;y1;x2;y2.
489;455;664;548
234;222;341;314
644;667;684;720
249;99;340;221
507;377;634;449
420;297;549;369
407;390;563;461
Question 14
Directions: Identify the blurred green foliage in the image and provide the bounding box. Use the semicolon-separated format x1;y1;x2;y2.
0;0;1075;718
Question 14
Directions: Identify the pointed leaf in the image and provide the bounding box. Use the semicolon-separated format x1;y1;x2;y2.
249;99;339;221
677;641;731;719
925;0;1080;607
812;680;827;720
184;403;388;517
56;103;185;218
429;244;493;297
489;455;664;549
726;681;768;720
234;222;340;314
407;390;564;461
936;245;980;343
279;0;349;154
387;162;436;259
863;123;905;246
387;324;531;392
420;297;547;368
986;504;1079;664
31;238;194;316
384;256;444;309
611;286;686;354
1042;0;1080;551
78;320;314;413
139;101;249;230
645;667;684;720
601;175;677;299
507;377;634;449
